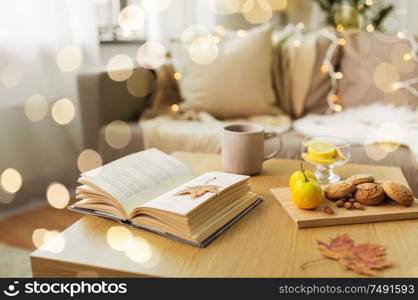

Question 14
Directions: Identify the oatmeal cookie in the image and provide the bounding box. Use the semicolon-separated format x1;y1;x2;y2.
346;174;375;185
354;183;385;206
324;181;356;200
381;181;414;207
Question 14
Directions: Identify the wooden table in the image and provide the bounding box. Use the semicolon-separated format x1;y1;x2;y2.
31;153;418;277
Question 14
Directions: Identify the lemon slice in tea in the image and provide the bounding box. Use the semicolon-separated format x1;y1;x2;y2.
302;153;336;165
307;140;336;160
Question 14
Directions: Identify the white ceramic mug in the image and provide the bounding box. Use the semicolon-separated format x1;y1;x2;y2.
221;124;283;175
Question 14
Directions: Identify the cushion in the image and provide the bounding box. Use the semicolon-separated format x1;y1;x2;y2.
172;23;280;119
339;32;418;108
273;27;341;118
304;30;341;115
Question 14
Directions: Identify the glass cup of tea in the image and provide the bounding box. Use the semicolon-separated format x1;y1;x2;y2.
301;136;351;184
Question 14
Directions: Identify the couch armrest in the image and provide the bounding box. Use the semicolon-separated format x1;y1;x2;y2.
77;66;152;150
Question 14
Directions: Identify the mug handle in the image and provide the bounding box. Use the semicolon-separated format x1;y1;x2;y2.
263;132;283;161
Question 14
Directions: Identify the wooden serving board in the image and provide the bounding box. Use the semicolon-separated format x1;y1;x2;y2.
271;165;418;228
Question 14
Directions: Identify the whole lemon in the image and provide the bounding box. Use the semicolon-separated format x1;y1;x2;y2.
292;178;323;210
289;170;316;189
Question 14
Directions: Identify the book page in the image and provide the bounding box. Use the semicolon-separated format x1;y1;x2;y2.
80;149;193;212
140;172;249;216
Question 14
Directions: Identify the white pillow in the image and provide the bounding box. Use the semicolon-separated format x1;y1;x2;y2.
172;24;279;119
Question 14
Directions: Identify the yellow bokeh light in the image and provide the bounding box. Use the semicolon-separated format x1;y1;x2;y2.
77;149;103;175
137;41;166;70
296;22;304;30
390;44;414;74
373;63;399;93
1;63;23;88
224;0;240;13
127;68;155;98
210;0;240;14
243;0;272;24
46;182;70;209
242;0;254;13
267;0;287;11
364;142;388;161
293;40;301;47
140;0;170;12
338;38;346;46
118;5;145;32
170;104;179;112
331;94;339;102
403;53;411;61
57;46;82;72
320;65;329;73
42;230;66;253
181;25;210;46
106;54;134;82
24;94;48;122
335;72;343;79
397;31;405;39
106;226;133;251
366;24;374;32
173;72;181;80
215;25;226;36
334;104;342;112
51;98;75;125
1;168;22;194
336;24;344;32
237;30;246;37
125;237;152;264
188;37;218;65
105;120;132;149
365;0;373;6
32;228;49;249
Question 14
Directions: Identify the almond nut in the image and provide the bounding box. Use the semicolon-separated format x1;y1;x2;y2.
353;202;365;210
344;202;353;210
336;200;345;207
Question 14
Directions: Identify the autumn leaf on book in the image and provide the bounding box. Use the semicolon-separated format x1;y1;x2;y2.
317;234;391;276
175;185;221;199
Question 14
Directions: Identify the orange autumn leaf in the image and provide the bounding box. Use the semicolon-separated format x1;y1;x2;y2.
174;185;220;199
317;234;391;276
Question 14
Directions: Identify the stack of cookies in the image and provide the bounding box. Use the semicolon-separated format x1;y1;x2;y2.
324;174;415;210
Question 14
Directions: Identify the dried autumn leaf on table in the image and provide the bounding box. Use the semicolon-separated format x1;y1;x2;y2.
317;234;391;276
174;185;221;199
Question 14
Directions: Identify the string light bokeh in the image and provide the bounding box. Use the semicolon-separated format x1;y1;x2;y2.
51;98;76;125
32;228;66;253
56;46;82;72
105;120;132;149
46;182;70;209
77;149;103;175
106;226;156;265
24;94;49;122
1;63;23;88
106;54;134;81
1;168;22;194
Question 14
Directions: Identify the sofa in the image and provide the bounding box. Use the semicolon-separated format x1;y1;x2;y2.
77;65;418;195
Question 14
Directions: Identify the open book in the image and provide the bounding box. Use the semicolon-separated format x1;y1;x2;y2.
69;149;262;247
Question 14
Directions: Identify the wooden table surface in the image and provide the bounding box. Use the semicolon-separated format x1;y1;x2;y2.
31;152;418;277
